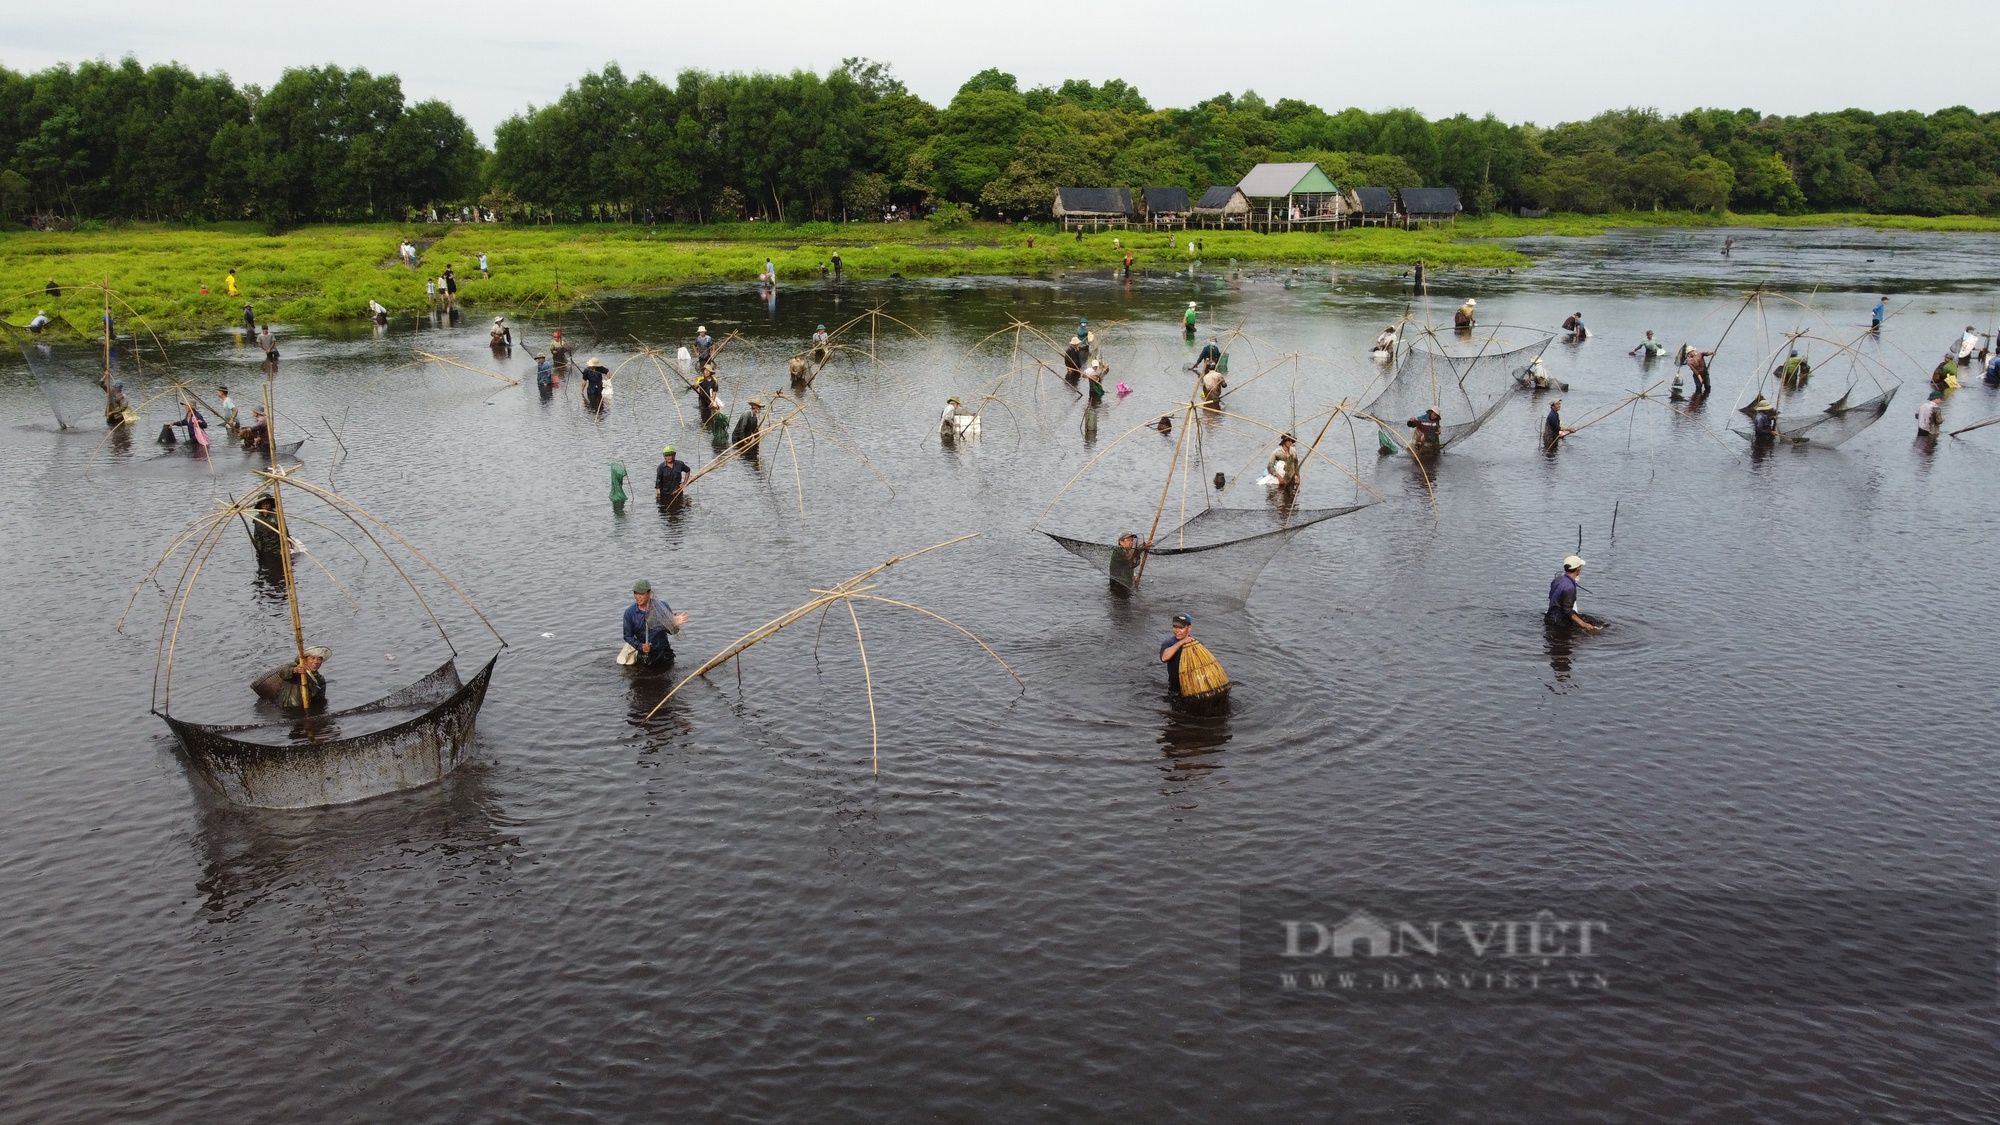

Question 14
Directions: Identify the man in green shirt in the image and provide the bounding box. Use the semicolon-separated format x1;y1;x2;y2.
252;646;329;711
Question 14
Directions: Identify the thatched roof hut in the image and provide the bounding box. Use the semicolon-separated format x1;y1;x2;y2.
1397;187;1462;226
1052;187;1135;230
1351;186;1398;226
1192;185;1249;228
1140;187;1192;228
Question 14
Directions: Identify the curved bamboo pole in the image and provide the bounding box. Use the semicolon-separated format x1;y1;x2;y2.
415;350;520;387
639;537;1013;775
843;599;880;774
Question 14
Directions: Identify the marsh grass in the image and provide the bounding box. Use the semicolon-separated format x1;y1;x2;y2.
5;210;1993;335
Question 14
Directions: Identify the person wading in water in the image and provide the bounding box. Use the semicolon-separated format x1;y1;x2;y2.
252;646;329;711
1546;557;1600;634
622;581;687;668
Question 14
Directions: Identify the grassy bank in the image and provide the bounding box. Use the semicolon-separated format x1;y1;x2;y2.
3;210;1994;336
0;220;1523;336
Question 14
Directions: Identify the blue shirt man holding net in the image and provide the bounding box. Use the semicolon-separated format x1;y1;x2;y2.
623;580;687;667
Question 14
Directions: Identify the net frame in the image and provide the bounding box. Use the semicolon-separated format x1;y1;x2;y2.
1043;503;1369;602
1360;327;1556;452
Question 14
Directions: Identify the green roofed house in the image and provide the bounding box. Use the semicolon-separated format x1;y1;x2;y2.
1237;162;1349;232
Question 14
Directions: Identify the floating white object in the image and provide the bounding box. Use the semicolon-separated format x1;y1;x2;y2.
540;632;555;639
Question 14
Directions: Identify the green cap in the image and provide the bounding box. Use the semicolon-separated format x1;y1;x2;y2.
662;446;676;455
632;579;651;594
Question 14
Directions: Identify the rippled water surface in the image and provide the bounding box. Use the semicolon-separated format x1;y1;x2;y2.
4;228;1999;1123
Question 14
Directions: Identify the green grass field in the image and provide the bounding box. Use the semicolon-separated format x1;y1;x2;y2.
3;210;1992;336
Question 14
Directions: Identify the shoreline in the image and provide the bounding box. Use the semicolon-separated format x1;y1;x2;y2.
5;212;1996;338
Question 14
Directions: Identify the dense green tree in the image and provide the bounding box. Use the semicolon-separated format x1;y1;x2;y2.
11;54;2000;225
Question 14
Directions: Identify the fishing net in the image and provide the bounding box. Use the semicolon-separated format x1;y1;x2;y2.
1734;385;1898;447
1362;333;1554;452
1044;504;1368;603
0;322;100;430
162;654;498;808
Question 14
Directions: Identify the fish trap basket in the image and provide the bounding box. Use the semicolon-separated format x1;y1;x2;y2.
1176;640;1230;700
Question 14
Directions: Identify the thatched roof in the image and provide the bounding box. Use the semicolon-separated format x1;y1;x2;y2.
1195;186;1248;212
1353;187;1397;214
1398;187;1462;216
1053;187;1135;216
1141;187;1191;214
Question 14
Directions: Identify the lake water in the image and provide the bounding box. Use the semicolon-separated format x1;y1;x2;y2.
4;228;1999;1123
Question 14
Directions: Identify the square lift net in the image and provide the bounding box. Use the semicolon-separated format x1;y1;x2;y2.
1361;332;1553;452
1045;503;1368;605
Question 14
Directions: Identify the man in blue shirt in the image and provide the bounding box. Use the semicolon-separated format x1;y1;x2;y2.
1543;399;1575;446
1159;613;1195;693
1546;556;1600;633
694;326;714;365
1871;296;1887;331
623;580;687;667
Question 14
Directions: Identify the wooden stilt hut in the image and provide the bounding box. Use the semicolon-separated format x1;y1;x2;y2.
1351;187;1398;227
1397;187;1462;228
1140;187;1192;230
1192;186;1249;229
1053;187;1135;231
1238;163;1348;232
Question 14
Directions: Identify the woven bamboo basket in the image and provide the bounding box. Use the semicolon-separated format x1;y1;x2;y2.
1176;640;1230;701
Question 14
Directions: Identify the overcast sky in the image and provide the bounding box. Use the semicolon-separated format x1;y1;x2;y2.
4;0;1986;142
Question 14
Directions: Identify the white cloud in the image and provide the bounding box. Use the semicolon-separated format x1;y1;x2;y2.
6;0;1986;141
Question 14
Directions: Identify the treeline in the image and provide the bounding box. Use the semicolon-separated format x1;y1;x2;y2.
0;58;479;224
3;55;1998;226
492;64;2000;221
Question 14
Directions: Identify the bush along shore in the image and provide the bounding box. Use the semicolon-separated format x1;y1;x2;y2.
4;211;1997;336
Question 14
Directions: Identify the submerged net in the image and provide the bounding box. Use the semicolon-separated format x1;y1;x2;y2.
0;322;100;430
1736;385;1898;447
161;654;499;808
1362;333;1554;452
1044;503;1368;603
167;656;467;744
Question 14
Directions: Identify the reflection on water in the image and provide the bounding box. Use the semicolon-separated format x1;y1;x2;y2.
191;765;515;925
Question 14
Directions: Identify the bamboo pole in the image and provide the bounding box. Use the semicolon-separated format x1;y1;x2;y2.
415;351;520;387
261;382;310;699
1136;394;1198;588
